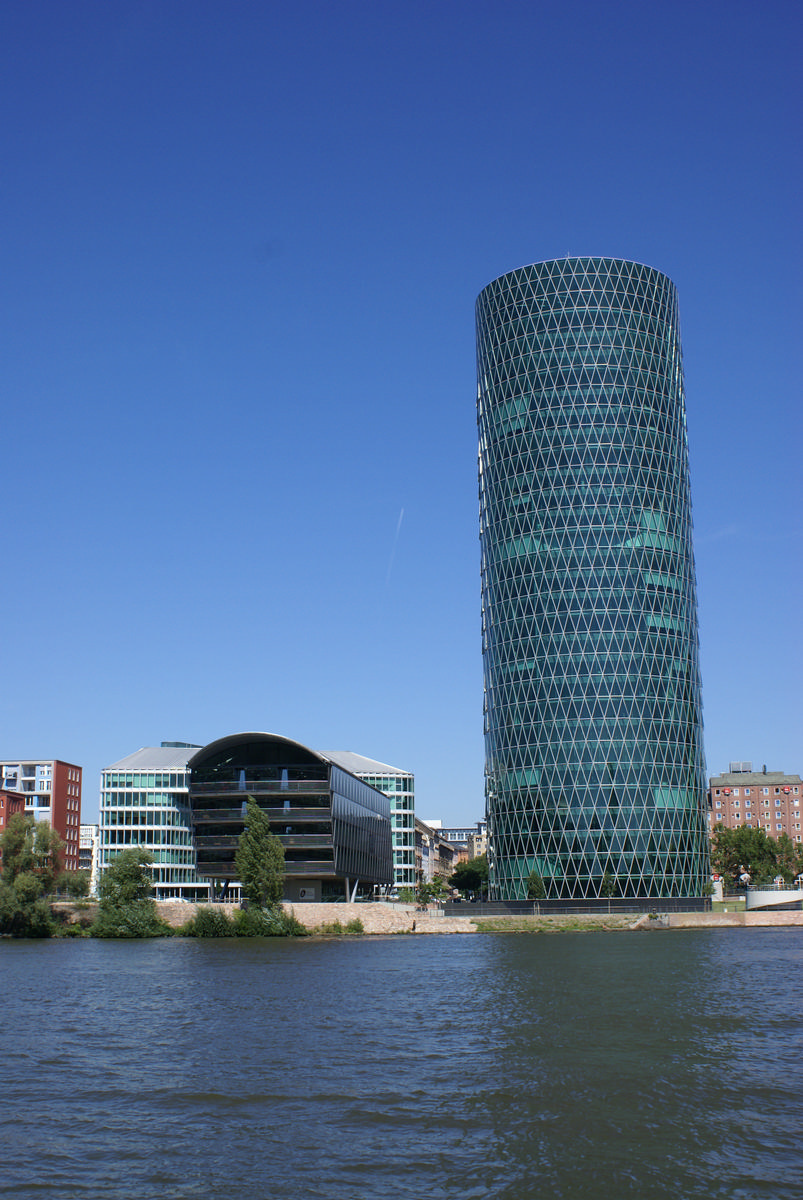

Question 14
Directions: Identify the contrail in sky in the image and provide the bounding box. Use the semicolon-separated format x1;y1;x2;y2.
385;507;404;586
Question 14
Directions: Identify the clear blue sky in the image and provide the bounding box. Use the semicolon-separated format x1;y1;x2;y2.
2;1;800;824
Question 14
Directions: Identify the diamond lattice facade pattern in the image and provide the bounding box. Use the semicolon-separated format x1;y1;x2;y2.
477;257;709;900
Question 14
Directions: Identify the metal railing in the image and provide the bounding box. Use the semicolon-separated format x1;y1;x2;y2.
192;806;327;822
442;896;710;917
191;780;327;794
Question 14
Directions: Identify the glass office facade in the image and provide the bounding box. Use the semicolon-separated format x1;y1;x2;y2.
99;744;208;900
324;753;416;889
477;258;709;899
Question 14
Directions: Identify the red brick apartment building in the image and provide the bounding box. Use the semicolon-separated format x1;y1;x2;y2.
0;760;82;871
708;763;802;845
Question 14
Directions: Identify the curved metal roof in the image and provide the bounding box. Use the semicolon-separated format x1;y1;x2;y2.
186;732;328;769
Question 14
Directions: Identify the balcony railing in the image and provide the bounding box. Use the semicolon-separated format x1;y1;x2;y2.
191;780;328;795
192;807;328;823
194;835;333;851
196;860;336;878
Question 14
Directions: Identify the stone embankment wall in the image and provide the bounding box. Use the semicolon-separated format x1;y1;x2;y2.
151;900;476;934
52;901;803;934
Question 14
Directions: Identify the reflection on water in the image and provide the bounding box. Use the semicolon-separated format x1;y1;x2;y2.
2;931;802;1199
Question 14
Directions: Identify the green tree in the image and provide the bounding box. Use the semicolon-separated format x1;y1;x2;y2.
235;798;285;908
774;834;798;884
0;814;63;937
449;855;489;897
56;870;91;899
710;823;780;888
526;870;546;899
92;848;167;938
1;813;63;892
600;870;616;898
428;873;449;902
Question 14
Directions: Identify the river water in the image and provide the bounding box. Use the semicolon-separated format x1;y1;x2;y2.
2;930;801;1200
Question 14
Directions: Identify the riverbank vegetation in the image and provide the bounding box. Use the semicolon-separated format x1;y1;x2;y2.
472;914;638;934
0;800;305;939
310;917;364;936
92;847;171;938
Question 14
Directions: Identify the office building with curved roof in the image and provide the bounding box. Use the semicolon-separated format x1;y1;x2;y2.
188;732;393;901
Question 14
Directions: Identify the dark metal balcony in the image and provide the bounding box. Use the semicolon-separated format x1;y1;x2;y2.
191;806;330;824
190;779;328;795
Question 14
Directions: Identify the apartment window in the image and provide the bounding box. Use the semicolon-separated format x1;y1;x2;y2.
776;824;783;831
715;801;721;809
763;788;769;795
745;788;751;795
733;788;740;797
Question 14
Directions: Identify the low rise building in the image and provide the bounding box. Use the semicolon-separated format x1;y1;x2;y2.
709;764;803;844
0;759;81;870
428;820;488;862
415;818;458;883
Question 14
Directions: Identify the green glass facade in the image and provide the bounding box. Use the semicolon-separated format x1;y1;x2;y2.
477;257;709;900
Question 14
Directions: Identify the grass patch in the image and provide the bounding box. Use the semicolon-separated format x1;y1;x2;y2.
312;918;365;936
471;915;637;934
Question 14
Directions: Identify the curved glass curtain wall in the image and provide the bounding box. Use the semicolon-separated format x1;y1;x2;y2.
476;257;709;899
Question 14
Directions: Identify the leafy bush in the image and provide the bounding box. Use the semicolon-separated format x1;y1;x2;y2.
92;899;171;939
91;849;171;938
314;917;364;936
55;870;91;899
0;884;54;937
182;906;237;938
233;905;307;938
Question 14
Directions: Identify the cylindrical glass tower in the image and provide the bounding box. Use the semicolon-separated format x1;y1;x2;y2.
477;257;709;900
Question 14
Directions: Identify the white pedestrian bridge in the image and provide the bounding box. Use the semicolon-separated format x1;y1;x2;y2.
745;885;803;911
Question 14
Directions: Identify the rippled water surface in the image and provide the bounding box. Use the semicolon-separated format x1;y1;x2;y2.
2;930;802;1199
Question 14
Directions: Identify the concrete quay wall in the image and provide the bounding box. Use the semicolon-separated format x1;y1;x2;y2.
668;911;803;929
153;900;478;935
